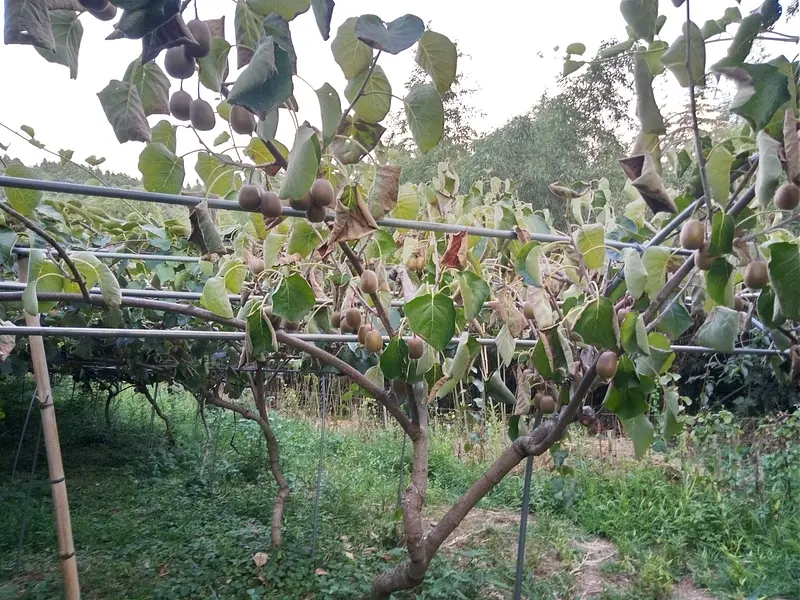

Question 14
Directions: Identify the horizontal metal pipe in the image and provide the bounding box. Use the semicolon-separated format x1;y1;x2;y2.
0;326;787;356
0;175;692;254
12;247;201;263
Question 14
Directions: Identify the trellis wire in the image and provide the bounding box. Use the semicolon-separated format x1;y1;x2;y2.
0;175;692;255
311;374;327;562
10;384;37;480
0;326;789;356
514;410;544;600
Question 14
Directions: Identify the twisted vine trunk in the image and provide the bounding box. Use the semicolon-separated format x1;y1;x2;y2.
140;385;175;446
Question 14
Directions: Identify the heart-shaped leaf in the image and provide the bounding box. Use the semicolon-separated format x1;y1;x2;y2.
404;293;456;351
354;13;424;55
34;9;82;79
403;84;444;152
97;80;151;144
272;272;315;322
345;64;392;124
228;37;293;115
415;30;457;95
198;36;232;93
331;17;373;79
138;143;185;194
694;306;739;353
201;276;234;318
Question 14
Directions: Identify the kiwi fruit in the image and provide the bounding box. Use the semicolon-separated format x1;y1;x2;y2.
305;204;327;223
282;319;300;331
365;329;383;353
357;324;371;345
78;0;109;9
289;193;312;212
164;46;196;79
775;182;800;211
331;311;342;328
185;19;211;58
596;351;618;380
230;105;256;135
360;270;378;294
539;395;556;414
340;322;354;334
249;257;265;275
415;256;426;272
407;337;424;360
237;184;262;211
522;301;535;320
744;260;768;289
391;378;407;396
734;295;746;312
262;305;280;327
189;99;216;131
310;178;335;207
345;307;362;329
260;190;283;218
88;1;117;20
169;90;192;121
694;243;715;271
616;307;630;323
680;219;705;250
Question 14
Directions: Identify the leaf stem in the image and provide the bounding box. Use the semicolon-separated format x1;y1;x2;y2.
334;51;382;144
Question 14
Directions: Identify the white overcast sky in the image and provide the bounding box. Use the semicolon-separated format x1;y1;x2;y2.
0;0;792;177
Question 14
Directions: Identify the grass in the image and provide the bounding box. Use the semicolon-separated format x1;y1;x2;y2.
0;378;799;599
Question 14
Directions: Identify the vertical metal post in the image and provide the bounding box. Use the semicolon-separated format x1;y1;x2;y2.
514;412;542;600
15;420;43;574
311;375;328;560
11;385;38;479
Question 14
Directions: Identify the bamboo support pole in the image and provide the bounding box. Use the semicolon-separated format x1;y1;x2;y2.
18;259;81;600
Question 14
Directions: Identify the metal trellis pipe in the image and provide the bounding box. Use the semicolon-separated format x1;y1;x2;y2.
0;175;692;255
0;327;789;356
12;247;202;263
311;374;327;561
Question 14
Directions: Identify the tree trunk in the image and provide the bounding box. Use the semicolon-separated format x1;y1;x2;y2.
140;385;175;446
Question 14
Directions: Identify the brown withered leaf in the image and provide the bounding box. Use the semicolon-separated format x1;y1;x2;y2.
0;321;16;361
440;231;468;270
784;108;800;185
252;552;269;567
619;153;677;214
188;199;226;255
514;227;531;244
329;184;378;244
367;164;402;219
497;289;528;338
514;365;534;416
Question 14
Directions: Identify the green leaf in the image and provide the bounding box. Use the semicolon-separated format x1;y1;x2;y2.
415;30;457;94
574;297;618;351
195;152;240;198
708;212;734;256
705;147;733;204
621;414;654;459
354;13;423;55
263;231;286;268
532;336;554;379
138;143;185;194
575;224;605;270
34;10;82;79
213;131;230;146
220;259;247;294
642;247;672;299
657;300;693;338
201;276;234;318
22;249;45;315
712;59;791;132
311;0;334;39
279;124;321;200
513;242;541;286
331;17;373;79
599;39;634;59
756;130;783;208
0;227;18;266
706;259;734;308
97;80;151;144
620;0;657;42
496;324;515;367
562;59;585;77
403;84;444;153
150;120;177;153
316;83;341;147
198;37;232;93
458;271;490;321
662;388;682;438
768;242;800;322
622;248;647;300
234;0;264;69
566;42;586;55
380;336;409;380
620;311;650;356
4;0;55;52
123;57;169;116
2;159;42;215
694;306;739;353
228;37;293;115
604;383;648;420
345;64;392;124
245;301;278;357
71;251;121;309
248;0;310;20
485;370;516;406
271;272;315;322
633;51;666;135
660;21;705;87
404;293;456;351
287;219;322;257
635;332;675;378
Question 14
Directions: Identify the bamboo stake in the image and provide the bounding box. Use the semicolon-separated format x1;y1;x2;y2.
18;259;81;600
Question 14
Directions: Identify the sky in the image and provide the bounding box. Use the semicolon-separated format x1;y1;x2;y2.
0;0;792;178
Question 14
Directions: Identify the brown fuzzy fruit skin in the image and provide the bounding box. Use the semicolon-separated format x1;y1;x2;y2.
289;194;312;212
260;191;283;218
345;307;362;329
310;178;336;207
340;322;354;334
237;184;262;211
164;46;196;79
680;219;705;250
775;182;800;211
360;270;379;294
407;337;424;360
391;378;407;396
88;1;117;20
357;324;371;345
331;311;342;328
694;243;716;271
539;395;556;414
189;99;215;131
249;257;265;275
230;105;256;135
616;307;630;323
305;204;327;223
744;260;769;290
596;351;618;380
282;319;300;331
533;392;544;410
365;329;383;353
185;19;211;58
522;301;536;320
169;90;192;121
734;295;746;312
